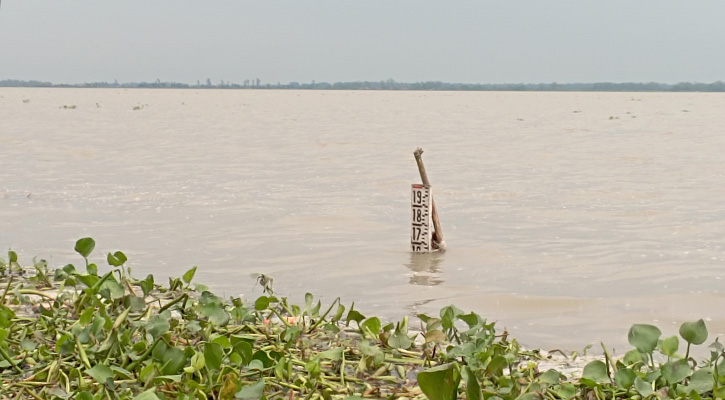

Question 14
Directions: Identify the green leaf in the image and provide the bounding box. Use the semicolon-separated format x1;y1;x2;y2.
138;274;155;297
75;392;94;400
125;295;146;312
388;331;412;349
622;348;647;366
346;309;365;327
182;266;197;284
279;326;300;345
86;263;98;276
106;251;127;267
145;314;170;339
628;324;661;353
710;337;724;354
0;307;14;329
361;317;381;338
417;362;461;400
20;338;37;352
160;346;187;375
100;279;125;300
646;369;661;382
211;335;232;348
687;369;713;394
614;368;636;389
201;303;230;326
79;306;95;326
8;250;17;263
132;389;161;400
447;342;476;360
252;350;274;368
254;296;270;311
319;347;343;361
660;335;679;357
462;366;482;400
418;313;442;330
325;302;343;323
190;351;205;371
199;291;229;325
634;376;654;397
680;319;708;345
485;355;507;376
56;333;75;356
661;359;690;384
458;312;483;328
439;305;464;330
232;341;253;366
539;369;562;385
154;374;183;385
309;300;321;317
235;379;265;400
76;274;99;288
204;342;224;371
62;263;78;275
582;360;610;384
75;237;96;259
552;383;577;400
110;366;133;380
359;341;384;367
305;356;321;378
86;364;114;384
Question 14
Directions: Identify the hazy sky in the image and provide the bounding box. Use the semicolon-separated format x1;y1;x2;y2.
2;1;724;85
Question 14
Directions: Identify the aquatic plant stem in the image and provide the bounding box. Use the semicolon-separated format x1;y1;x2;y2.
158;293;188;313
25;388;45;400
74;271;113;311
17;288;57;301
0;275;13;305
307;297;341;333
270;308;293;328
0;345;23;372
685;342;691;360
76;338;92;369
601;342;617;374
340;350;346;386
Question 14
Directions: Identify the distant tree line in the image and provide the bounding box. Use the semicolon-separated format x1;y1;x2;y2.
2;78;725;92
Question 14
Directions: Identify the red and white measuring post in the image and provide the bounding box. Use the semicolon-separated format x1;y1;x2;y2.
411;184;433;252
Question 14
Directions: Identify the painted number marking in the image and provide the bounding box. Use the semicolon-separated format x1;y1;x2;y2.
411;184;432;252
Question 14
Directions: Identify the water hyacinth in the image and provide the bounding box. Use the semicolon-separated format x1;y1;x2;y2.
0;238;723;400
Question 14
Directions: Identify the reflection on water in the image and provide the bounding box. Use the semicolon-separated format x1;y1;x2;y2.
2;88;725;352
406;252;444;286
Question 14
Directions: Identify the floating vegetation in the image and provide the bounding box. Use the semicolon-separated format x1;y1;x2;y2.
60;105;77;109
1;238;724;399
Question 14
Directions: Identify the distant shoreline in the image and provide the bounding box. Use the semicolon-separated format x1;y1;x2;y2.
2;79;725;92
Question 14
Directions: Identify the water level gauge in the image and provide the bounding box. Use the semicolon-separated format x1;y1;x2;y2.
411;184;432;252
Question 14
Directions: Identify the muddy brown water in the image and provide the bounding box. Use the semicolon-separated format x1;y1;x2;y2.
2;88;724;355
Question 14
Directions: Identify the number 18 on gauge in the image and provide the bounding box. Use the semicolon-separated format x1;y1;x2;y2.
411;184;432;252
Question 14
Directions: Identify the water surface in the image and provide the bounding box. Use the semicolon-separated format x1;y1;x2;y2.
2;88;724;353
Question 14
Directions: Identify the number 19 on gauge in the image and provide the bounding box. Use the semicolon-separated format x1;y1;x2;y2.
411;184;432;252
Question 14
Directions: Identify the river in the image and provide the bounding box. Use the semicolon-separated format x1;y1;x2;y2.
2;88;724;354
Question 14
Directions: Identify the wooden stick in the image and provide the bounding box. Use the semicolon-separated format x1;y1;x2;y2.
413;148;446;250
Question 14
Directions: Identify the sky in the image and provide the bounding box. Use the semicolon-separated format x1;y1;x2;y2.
1;1;725;85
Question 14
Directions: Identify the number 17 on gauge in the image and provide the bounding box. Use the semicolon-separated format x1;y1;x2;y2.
411;184;432;252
